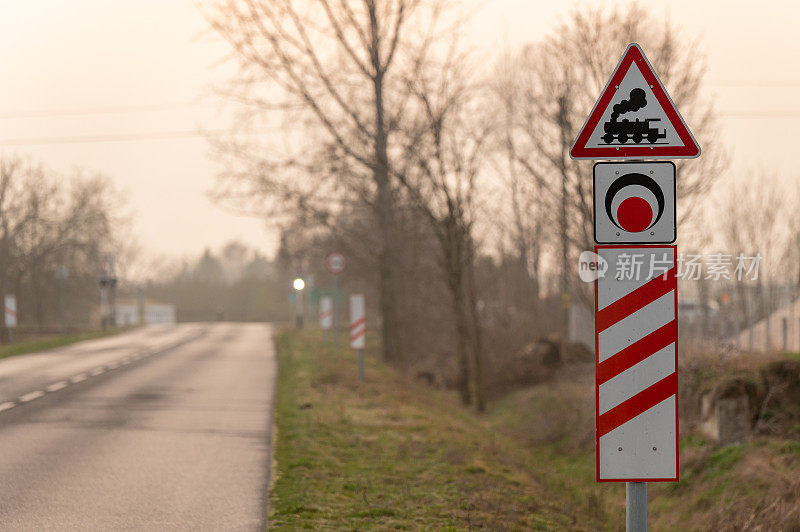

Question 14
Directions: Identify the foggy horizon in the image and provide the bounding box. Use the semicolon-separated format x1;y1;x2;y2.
1;0;797;267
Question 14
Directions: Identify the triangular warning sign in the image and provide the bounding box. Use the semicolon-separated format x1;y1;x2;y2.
570;43;700;160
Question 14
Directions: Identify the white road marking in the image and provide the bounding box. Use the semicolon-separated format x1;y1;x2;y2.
19;391;45;403
0;340;192;414
46;381;68;392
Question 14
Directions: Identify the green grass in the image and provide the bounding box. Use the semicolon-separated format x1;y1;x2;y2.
0;328;127;360
269;329;581;530
270;330;800;530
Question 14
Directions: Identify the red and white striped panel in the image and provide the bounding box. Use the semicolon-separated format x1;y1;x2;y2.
4;295;17;328
594;245;678;482
319;297;333;330
349;294;365;349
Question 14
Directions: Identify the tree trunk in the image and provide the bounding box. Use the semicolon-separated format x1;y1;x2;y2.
465;239;485;412
373;109;401;363
447;247;472;406
557;96;570;342
370;4;401;364
443;226;484;410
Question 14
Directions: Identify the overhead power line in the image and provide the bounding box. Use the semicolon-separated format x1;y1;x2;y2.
1;110;799;146
719;111;800;118
0;102;209;120
709;80;800;87
0;128;271;146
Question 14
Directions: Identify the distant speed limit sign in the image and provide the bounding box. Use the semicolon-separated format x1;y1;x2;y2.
325;252;346;274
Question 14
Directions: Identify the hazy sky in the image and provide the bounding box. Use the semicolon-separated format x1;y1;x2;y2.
1;0;797;261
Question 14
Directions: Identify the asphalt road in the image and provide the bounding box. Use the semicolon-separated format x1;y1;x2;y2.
0;322;276;531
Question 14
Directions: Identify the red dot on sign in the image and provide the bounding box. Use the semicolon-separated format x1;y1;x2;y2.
616;197;652;232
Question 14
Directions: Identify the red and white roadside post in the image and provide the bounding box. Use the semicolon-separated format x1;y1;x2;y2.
571;43;700;531
349;294;365;381
320;296;334;343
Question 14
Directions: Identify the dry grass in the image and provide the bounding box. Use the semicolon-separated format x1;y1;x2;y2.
269;329;586;530
488;354;800;531
272;330;800;530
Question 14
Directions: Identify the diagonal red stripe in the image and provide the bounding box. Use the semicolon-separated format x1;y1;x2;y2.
350;328;365;342
597;372;677;438
349;317;365;331
597;320;677;385
596;267;676;332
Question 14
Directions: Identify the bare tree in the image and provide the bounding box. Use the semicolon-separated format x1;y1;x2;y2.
489;51;554;328
0;158;118;330
205;0;458;362
718;171;792;346
393;45;490;409
492;4;726;332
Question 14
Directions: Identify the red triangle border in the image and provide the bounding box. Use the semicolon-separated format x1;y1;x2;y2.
570;44;700;160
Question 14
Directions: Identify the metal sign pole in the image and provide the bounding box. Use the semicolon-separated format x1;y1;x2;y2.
358;348;364;381
296;288;304;329
626;482;647;531
100;284;108;330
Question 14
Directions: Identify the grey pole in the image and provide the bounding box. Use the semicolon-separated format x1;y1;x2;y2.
99;284;108;330
56;266;68;333
626;482;646;532
357;348;364;381
109;278;117;328
58;277;66;333
295;288;304;329
137;286;145;326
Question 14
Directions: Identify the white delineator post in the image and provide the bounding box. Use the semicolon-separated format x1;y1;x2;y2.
349;294;365;381
4;294;16;345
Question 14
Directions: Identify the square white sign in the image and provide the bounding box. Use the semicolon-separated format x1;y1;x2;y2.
594;162;676;244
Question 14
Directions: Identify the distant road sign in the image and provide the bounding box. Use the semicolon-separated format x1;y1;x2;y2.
571;43;700;160
349;294;365;349
319;297;333;330
4;295;17;328
595;246;677;482
594;162;676;244
325;252;346;274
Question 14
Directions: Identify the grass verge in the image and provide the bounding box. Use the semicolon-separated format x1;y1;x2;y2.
488;376;800;530
0;328;127;361
270;330;800;530
269;329;585;530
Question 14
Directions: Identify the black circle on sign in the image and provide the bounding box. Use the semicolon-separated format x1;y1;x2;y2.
604;173;665;231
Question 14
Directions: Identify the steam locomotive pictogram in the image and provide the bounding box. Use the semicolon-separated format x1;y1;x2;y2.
600;87;667;145
602;117;666;144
